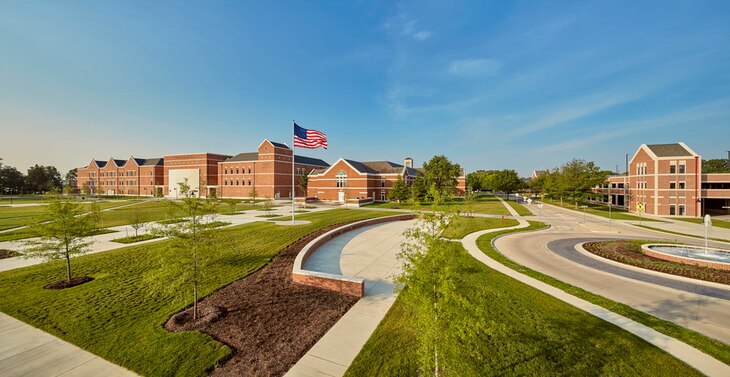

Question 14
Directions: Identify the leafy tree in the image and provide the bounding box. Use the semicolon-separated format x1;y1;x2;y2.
397;187;459;375
155;180;218;320
26;165;62;193
65;168;78;181
89;202;104;228
410;175;428;202
462;186;477;217
0;165;25;194
299;174;309;196
23;200;98;284
388;176;410;203
486;170;522;193
422;155;461;197
703;158;730;173
248;187;258;202
261;196;274;214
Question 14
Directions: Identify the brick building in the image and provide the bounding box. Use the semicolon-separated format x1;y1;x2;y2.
596;142;730;217
76;138;467;202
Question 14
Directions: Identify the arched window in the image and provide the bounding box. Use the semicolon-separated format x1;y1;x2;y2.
224;179;228;186
248;166;251;174
236;167;239;174
336;170;347;188
224;168;227;174
236;179;239;186
248;178;251;185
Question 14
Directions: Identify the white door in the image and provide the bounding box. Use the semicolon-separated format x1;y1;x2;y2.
338;191;345;203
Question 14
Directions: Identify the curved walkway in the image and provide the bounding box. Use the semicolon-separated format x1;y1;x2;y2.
463;199;730;376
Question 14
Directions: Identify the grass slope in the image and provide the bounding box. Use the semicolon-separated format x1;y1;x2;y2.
673;217;730;229
366;196;511;216
0;209;393;377
543;200;659;222
504;199;533;216
0;200;136;231
347;241;699;376
442;217;518;239
478;222;730;366
634;224;730;243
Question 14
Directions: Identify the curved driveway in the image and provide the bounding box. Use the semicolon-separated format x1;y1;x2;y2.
496;202;730;344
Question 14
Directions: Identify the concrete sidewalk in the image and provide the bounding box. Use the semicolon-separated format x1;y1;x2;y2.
0;313;137;377
285;220;415;376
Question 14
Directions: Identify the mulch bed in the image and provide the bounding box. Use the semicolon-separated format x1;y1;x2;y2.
0;249;20;259
165;224;360;376
584;240;730;285
44;276;94;289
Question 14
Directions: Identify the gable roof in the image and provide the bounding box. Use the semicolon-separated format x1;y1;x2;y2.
225;152;259;162
269;141;290;149
295;155;329;167
646;143;694;157
142;158;164;166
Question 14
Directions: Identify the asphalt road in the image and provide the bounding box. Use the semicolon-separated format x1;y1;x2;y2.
496;202;730;344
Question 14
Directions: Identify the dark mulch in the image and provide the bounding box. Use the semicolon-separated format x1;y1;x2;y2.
44;276;94;289
0;249;20;259
165;224;360;377
584;240;730;285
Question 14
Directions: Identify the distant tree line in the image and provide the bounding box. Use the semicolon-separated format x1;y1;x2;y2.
529;159;609;203
388;155;462;203
0;158;72;194
703;158;730;174
466;169;524;193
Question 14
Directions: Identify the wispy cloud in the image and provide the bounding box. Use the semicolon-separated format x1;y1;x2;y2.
384;15;432;42
448;58;502;77
534;98;730;154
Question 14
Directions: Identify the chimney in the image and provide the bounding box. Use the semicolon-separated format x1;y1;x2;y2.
404;157;413;168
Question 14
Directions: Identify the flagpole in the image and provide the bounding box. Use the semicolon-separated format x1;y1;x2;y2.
291;120;297;225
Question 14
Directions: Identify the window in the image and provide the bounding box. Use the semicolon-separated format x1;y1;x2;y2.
381;179;385;188
669;182;676;189
236;167;239;174
248;167;251;174
224;168;228;174
236;179;239;186
679;205;685;216
669;205;676;216
336;170;347;188
224;179;228;186
248;178;251;185
679;182;685;189
679;164;685;174
670;164;676;174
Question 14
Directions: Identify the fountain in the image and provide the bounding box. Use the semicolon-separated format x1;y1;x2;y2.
642;215;730;270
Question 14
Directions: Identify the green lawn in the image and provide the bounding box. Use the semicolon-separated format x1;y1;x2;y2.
477;221;730;366
634;224;730;243
544;199;660;222
0;200;138;232
442;216;518;239
0;209;393;376
673;217;730;229
347;241;699;376
505;199;533;216
365;195;511;216
111;234;160;244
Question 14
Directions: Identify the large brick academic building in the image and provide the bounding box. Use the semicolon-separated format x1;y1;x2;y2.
595;142;730;217
76;139;467;202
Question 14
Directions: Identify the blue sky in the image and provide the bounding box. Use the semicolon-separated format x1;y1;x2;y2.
1;1;728;176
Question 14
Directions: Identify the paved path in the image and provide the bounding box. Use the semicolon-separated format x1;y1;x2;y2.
0;313;137;377
285;220;415;377
465;198;730;376
497;201;730;344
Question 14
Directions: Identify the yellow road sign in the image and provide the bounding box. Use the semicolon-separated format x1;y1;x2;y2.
636;203;645;213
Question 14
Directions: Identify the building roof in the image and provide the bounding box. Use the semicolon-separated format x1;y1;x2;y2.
269;141;291;149
142;158;164;166
225;152;259;162
94;160;107;168
111;159;126;167
295;155;329;167
646;143;693;157
132;158;146;165
341;159;414;175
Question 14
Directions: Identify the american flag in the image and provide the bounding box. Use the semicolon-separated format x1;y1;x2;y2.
293;122;328;149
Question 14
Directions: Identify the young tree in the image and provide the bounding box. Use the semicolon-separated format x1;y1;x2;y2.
128;208;148;237
422;155;461;197
397;187;458;375
248;187;258;202
388;176;410;203
155;180;217;320
298;174;309;197
462;187;477;217
23;199;98;284
88;201;104;228
261;195;274;215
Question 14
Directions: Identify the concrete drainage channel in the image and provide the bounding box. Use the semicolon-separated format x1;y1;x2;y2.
291;214;415;297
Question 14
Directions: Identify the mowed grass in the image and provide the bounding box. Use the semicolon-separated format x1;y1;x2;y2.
366;195;511;216
673;217;730;229
634;224;730;243
346;241;699;376
0;200;138;231
478;221;730;367
505;199;533;216
543;199;660;222
442;216;518;239
0;209;394;376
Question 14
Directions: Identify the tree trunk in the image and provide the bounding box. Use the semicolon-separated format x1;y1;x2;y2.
65;244;72;283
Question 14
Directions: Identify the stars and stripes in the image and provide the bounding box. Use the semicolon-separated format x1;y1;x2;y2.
293;122;328;149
